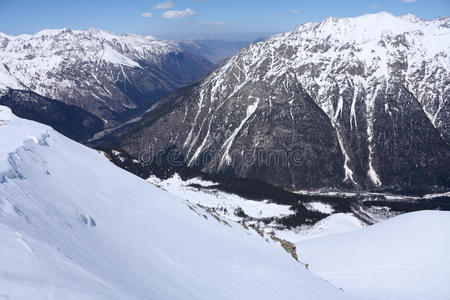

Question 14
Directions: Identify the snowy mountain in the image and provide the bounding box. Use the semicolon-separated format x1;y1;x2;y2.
0;28;213;129
110;12;450;193
0;105;348;299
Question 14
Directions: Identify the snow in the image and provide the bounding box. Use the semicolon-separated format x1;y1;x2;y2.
0;28;181;100
0;64;21;90
423;191;450;199
308;202;334;214
296;211;450;300
336;128;356;184
220;97;260;166
364;83;383;185
147;174;294;220
275;213;363;243
306;213;363;238
184;89;205;149
101;45;141;68
0;106;347;299
367;160;382;186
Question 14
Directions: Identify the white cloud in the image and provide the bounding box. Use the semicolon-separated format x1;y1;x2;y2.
371;3;380;8
402;0;416;2
141;12;153;18
202;21;226;26
162;8;197;19
152;0;174;10
289;9;298;14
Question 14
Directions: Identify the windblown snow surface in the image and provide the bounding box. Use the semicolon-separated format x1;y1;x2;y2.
0;106;347;299
295;211;450;300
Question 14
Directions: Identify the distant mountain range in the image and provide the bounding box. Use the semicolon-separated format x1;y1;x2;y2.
0;28;214;137
107;12;450;194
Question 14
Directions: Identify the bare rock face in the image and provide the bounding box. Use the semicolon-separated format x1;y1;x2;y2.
0;29;213;128
119;72;346;190
108;13;450;193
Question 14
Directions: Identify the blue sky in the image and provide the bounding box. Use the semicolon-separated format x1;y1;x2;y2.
0;0;449;40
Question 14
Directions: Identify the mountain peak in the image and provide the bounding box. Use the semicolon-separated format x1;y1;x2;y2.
0;27;213;130
35;28;72;36
289;11;450;44
400;13;423;22
112;12;450;192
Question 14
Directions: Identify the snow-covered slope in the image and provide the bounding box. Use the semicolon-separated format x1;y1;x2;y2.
276;213;364;242
141;172;450;299
114;12;450;192
0;28;213;127
0;106;347;299
257;12;450;136
295;211;450;300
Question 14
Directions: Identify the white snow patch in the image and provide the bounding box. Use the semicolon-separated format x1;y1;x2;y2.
275;213;363;243
220;97;259;166
101;45;141;68
335;129;357;185
308;202;334;214
0;64;21;90
368;161;382;186
296;211;450;300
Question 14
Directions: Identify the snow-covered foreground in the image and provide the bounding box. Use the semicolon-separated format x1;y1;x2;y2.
0;106;347;299
146;174;450;299
295;211;450;300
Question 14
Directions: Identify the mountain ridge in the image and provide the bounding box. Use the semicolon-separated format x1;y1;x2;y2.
0;28;214;129
108;12;450;193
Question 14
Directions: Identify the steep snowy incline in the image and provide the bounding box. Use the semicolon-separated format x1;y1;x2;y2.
0;28;213;127
295;211;450;300
0;106;347;299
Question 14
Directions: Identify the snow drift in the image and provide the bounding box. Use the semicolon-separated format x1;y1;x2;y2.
296;211;450;300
